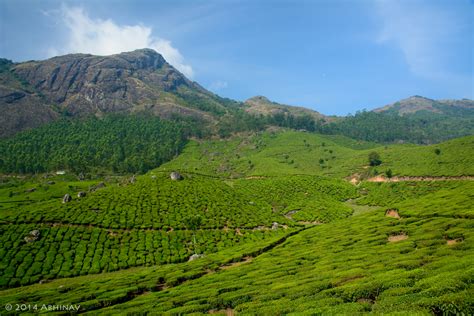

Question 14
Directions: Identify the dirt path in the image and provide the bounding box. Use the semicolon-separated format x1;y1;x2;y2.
367;175;474;182
349;175;474;184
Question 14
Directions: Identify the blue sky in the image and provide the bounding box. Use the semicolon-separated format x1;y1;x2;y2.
0;0;472;115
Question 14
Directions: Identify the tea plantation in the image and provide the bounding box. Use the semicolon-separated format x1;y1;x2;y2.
0;130;473;314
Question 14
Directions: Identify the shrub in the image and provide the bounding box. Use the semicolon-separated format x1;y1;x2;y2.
368;152;382;166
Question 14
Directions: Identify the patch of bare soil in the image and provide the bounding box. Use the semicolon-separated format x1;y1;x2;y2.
209;308;235;315
349;177;359;185
367;175;474;183
385;209;400;219
446;238;463;246
245;176;267;180
388;234;408;242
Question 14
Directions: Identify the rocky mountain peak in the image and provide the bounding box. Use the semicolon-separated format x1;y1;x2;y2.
246;95;271;104
113;48;166;70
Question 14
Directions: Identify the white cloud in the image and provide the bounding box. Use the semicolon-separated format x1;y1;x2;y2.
208;80;228;92
374;0;470;79
50;6;193;78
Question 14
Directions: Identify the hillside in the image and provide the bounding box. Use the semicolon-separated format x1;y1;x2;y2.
159;131;474;178
374;95;474;115
0;130;472;314
0;49;237;138
244;95;327;121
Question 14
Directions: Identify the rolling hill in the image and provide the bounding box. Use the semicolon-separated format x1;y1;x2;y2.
0;129;472;314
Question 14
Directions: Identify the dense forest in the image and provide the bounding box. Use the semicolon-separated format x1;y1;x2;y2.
217;108;474;144
318;110;474;144
0;115;189;174
1;106;473;175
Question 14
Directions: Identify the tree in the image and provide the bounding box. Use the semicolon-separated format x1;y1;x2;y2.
385;169;393;178
368;152;382;166
434;148;441;155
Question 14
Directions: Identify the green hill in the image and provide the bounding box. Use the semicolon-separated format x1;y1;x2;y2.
0;130;473;314
160;130;474;178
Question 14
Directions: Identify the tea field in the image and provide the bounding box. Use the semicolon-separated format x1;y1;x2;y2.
0;130;473;314
88;180;474;314
160;131;474;178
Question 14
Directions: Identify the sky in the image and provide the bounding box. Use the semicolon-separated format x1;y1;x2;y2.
0;0;472;115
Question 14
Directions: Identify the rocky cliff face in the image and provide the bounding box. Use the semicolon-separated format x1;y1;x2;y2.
0;49;229;138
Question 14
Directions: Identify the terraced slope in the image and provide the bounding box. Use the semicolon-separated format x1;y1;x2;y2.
90;181;474;314
0;180;471;314
0;131;472;314
0;171;360;289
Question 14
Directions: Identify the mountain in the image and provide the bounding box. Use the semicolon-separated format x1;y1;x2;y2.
1;49;473;144
244;95;327;121
373;95;474;116
0;49;236;138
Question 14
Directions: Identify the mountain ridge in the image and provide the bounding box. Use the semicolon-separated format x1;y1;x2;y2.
244;95;328;121
1;49;473;141
0;49;234;138
373;95;474;115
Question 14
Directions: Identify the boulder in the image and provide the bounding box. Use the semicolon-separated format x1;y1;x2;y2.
62;193;72;203
170;171;183;181
188;254;205;262
24;230;40;243
272;222;279;230
47;181;55;185
89;182;106;192
130;175;136;184
25;188;36;193
77;191;86;198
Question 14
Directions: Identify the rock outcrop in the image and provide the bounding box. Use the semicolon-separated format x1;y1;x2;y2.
62;194;72;203
24;230;40;243
0;49;229;138
188;254;205;261
170;171;183;181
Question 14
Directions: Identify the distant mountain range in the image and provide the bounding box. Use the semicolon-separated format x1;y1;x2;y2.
0;49;473;140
